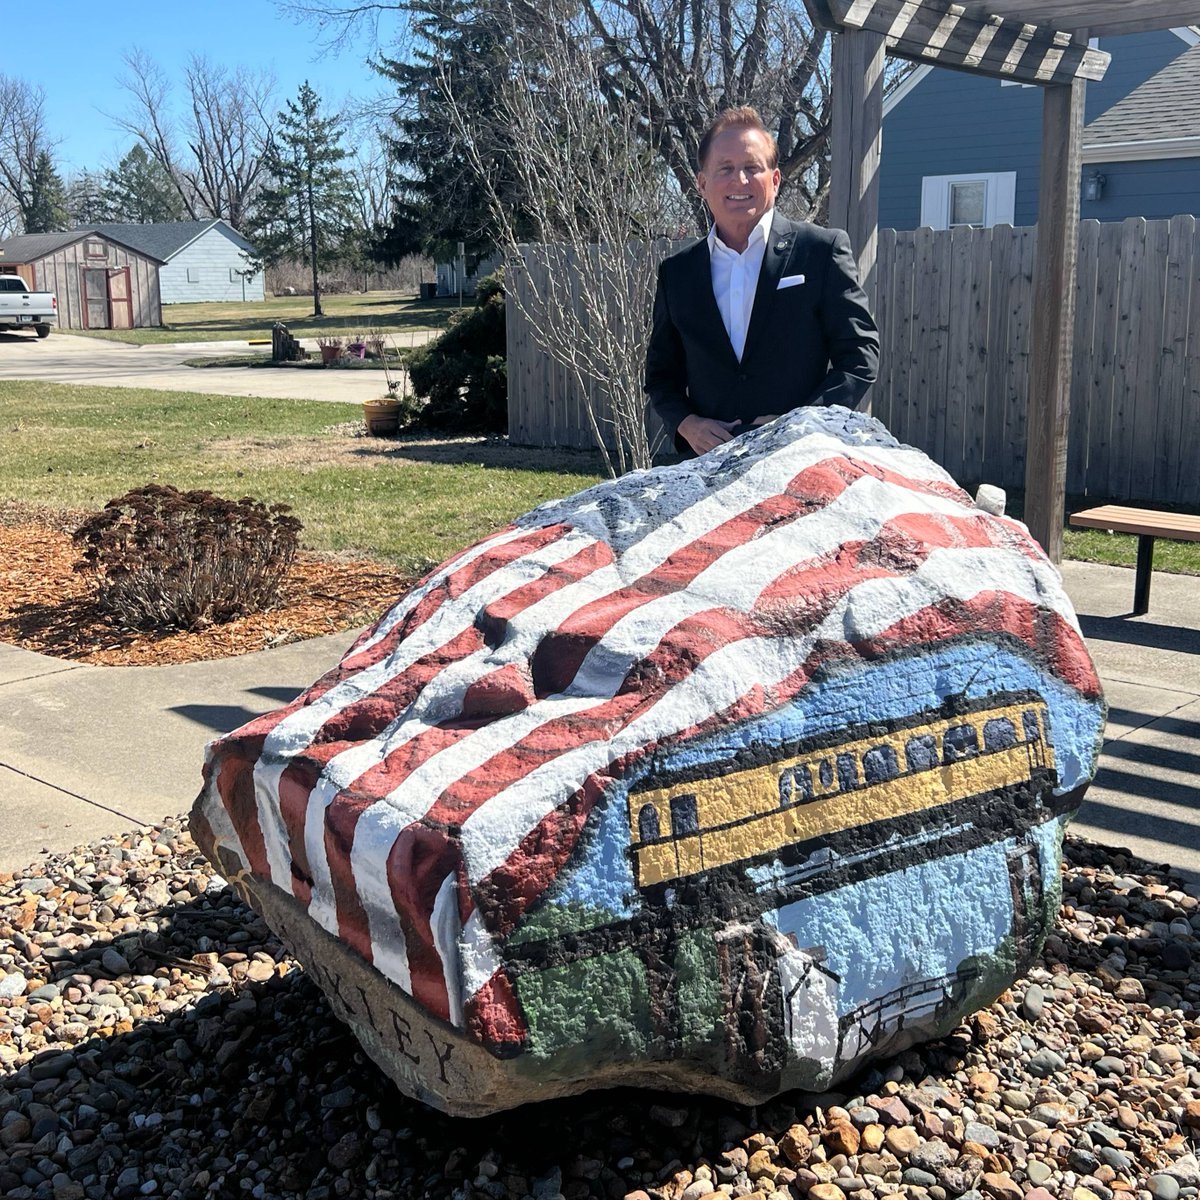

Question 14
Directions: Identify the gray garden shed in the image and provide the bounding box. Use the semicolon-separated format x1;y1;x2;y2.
92;220;264;305
0;229;164;330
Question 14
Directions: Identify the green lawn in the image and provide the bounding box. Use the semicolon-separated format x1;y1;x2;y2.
70;290;458;347
5;380;1198;578
1;382;604;574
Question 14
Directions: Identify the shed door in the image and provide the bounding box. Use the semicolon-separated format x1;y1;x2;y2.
83;269;109;329
108;268;134;329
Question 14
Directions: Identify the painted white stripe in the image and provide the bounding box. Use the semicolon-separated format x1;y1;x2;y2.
461;908;502;999
299;441;952;905
432;873;465;1027
351;524;536;660
329;464;979;894
251;526;601;891
458;542;1070;889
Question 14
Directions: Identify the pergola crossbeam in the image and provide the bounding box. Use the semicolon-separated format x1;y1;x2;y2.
822;0;1111;83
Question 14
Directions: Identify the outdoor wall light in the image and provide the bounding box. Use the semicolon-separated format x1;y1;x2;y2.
1084;171;1106;201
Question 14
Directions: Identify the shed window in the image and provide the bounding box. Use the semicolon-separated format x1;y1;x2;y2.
84;240;107;259
229;267;238;282
187;267;200;283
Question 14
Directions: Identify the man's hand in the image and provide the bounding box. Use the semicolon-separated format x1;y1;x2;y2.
678;415;740;455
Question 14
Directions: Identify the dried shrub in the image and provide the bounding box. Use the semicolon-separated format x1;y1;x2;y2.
73;485;303;632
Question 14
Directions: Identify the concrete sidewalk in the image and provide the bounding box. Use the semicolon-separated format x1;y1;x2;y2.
0;330;435;404
0;630;358;871
1;560;1197;879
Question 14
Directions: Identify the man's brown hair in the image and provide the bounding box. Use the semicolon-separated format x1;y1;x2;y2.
697;106;779;171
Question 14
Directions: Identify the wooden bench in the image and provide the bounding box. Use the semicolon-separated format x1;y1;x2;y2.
1068;504;1200;615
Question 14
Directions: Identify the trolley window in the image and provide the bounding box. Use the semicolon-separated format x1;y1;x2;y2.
905;734;938;773
670;794;700;837
637;803;660;844
863;745;900;785
983;716;1017;751
943;723;980;762
836;752;859;792
817;758;834;789
779;765;814;806
1022;709;1042;742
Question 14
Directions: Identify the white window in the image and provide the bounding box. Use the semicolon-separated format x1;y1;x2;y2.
229;267;238;282
920;171;1017;230
187;267;199;283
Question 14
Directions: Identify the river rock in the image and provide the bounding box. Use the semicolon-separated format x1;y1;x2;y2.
190;406;1105;1115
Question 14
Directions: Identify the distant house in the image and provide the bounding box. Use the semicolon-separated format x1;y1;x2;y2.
879;26;1200;230
90;219;265;304
0;229;163;330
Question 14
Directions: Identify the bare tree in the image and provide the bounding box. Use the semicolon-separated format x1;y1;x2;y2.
441;5;689;475
111;50;275;229
0;75;62;233
283;0;831;230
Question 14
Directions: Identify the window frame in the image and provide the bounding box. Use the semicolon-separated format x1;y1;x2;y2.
920;171;1017;230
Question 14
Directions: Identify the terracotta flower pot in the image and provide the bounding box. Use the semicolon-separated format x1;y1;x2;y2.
320;344;343;364
363;398;401;437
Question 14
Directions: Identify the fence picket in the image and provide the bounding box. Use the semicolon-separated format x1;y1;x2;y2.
506;220;1200;506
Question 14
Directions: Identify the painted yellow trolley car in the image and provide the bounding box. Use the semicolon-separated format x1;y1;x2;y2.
628;693;1053;890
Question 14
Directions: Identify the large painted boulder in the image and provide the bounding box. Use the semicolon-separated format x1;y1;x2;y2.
190;406;1105;1116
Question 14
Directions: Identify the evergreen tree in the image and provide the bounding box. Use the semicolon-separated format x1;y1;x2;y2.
102;144;186;223
25;151;69;233
247;82;358;317
66;171;111;225
371;0;532;264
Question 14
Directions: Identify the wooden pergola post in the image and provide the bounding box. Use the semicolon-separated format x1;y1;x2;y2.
1024;73;1087;561
829;29;887;311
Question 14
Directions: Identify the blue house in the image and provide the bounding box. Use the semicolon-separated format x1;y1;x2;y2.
879;26;1200;229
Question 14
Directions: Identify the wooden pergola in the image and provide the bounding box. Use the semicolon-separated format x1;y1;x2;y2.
807;0;1200;561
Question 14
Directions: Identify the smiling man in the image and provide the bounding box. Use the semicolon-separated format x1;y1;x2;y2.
645;107;880;457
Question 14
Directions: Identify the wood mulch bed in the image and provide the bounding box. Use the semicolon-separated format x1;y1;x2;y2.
0;501;411;667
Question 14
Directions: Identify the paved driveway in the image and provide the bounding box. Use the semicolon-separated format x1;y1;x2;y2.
0;329;433;403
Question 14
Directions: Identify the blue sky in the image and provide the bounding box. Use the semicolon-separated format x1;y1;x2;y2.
6;0;390;174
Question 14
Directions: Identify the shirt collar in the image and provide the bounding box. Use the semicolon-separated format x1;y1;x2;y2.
707;208;775;257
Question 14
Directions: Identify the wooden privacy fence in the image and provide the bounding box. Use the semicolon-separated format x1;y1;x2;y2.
507;216;1200;506
506;240;689;452
874;215;1200;506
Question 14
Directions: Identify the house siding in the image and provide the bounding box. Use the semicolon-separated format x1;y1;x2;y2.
1081;158;1200;222
160;227;265;304
880;30;1193;230
20;240;161;329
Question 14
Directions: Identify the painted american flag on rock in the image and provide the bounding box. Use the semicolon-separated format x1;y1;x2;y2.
192;407;1103;1054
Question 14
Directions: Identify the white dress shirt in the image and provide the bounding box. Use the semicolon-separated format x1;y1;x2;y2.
707;210;774;362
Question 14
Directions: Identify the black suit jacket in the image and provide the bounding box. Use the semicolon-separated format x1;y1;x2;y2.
645;214;880;450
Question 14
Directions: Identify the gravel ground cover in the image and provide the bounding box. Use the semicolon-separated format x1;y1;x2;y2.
2;821;1199;1200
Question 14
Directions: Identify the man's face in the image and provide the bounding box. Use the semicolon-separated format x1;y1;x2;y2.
696;126;781;242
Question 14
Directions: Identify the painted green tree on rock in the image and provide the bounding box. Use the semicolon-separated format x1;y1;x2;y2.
248;82;357;317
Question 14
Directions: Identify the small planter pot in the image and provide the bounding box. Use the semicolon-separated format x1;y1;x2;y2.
363;398;401;437
320;344;344;365
347;343;367;359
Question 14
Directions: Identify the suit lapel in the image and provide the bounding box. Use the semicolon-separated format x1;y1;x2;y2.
686;239;740;369
741;215;795;367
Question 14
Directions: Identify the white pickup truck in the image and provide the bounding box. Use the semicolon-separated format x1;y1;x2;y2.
0;274;58;338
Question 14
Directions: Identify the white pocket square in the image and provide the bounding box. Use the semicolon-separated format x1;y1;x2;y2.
778;274;806;289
